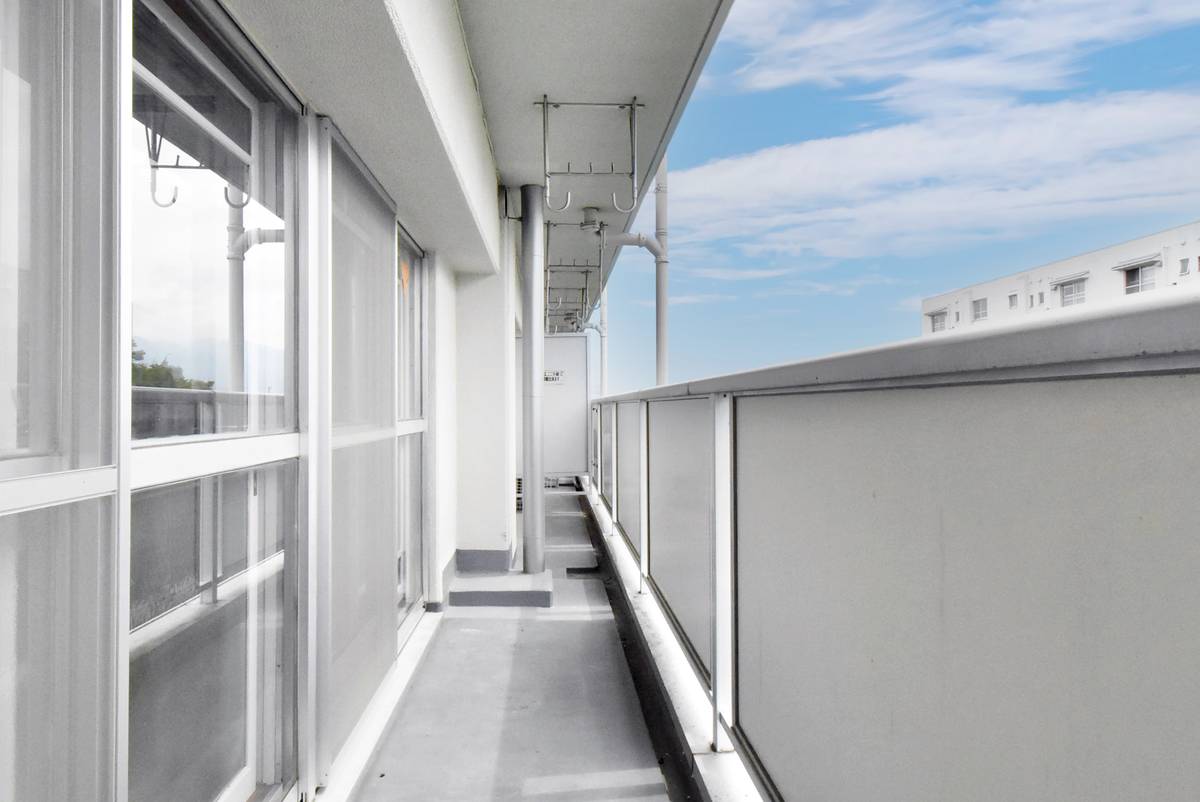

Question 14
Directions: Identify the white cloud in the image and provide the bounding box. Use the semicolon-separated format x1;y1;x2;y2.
670;90;1200;261
756;274;899;298
721;0;1200;113
687;266;795;280
893;295;925;312
634;293;737;307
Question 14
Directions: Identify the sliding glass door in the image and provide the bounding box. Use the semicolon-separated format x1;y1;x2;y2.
0;0;116;800
125;2;299;800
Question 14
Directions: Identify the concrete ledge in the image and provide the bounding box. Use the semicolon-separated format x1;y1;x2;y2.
455;548;513;573
584;486;764;802
447;569;553;607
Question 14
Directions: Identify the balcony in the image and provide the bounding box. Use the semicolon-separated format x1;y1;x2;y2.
5;0;1200;801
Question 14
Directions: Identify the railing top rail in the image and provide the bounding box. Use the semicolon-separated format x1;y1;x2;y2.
594;290;1200;404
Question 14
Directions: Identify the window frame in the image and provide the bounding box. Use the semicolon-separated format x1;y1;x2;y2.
1125;265;1156;294
971;298;988;321
1059;278;1086;307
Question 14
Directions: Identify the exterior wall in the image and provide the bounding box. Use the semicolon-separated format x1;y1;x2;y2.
922;221;1200;335
430;254;458;598
454;219;518;553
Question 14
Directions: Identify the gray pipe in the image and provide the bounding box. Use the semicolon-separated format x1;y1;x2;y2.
654;156;668;385
521;185;546;574
605;156;669;385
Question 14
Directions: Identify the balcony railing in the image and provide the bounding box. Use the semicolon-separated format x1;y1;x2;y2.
590;291;1200;801
133;386;289;439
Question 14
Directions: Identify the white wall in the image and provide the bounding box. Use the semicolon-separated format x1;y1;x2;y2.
922;221;1200;335
428;254;458;599
454;217;518;554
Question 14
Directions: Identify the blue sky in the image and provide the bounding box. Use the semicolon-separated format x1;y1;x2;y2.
601;0;1200;393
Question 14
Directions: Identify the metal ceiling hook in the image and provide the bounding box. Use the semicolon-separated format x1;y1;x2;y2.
150;168;178;208
542;95;572;212
611;98;638;213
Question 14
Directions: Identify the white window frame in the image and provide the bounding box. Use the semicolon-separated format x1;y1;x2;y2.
1125;265;1156;294
929;311;947;333
971;298;988;321
1008;293;1018;310
1059;278;1086;307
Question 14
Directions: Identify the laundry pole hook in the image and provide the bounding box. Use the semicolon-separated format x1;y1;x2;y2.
150;168;178;208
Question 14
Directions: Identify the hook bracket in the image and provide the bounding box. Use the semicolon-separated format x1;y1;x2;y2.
538;96;640;214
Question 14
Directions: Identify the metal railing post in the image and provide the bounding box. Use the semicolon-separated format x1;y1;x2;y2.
712;392;735;752
639;399;650;593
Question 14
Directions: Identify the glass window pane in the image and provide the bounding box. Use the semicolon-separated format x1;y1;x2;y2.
322;134;398;769
129;0;297;440
325;439;396;761
0;496;115;802
332;140;395;430
130;461;297;802
397;233;422;421
0;0;113;477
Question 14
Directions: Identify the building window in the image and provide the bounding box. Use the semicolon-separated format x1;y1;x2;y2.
1038;291;1045;305
1;0;112;479
1059;278;1086;306
1028;294;1034;308
130;461;298;802
1181;258;1190;276
972;298;988;321
1008;293;1018;309
129;0;299;439
929;311;947;332
1125;265;1156;294
397;230;423;420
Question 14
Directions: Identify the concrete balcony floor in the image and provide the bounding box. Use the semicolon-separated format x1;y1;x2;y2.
353;490;670;802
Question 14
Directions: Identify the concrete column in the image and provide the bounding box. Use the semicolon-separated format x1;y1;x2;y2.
521;185;546;573
654;157;668;385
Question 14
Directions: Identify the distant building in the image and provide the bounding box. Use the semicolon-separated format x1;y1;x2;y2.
921;221;1200;335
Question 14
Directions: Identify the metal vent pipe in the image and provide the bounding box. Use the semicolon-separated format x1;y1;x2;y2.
606;156;668;384
521;184;546;574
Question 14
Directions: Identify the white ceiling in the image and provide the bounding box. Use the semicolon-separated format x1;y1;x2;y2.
458;0;732;331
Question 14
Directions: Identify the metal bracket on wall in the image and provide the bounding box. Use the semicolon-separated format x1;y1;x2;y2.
536;95;644;213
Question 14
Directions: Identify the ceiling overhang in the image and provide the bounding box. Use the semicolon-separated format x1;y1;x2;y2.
459;0;733;332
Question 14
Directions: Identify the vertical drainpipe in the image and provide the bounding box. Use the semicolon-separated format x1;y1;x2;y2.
654;156;668;386
599;288;609;396
228;187;246;394
521;184;546;574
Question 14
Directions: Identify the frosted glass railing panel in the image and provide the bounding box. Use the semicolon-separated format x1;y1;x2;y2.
600;403;615;506
615;401;641;556
735;375;1200;802
647;397;713;676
